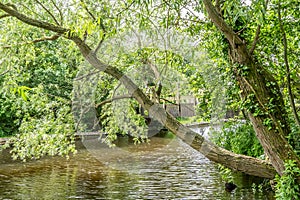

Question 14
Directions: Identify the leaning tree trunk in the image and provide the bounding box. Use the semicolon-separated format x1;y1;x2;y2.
203;0;300;175
70;36;276;179
0;2;280;179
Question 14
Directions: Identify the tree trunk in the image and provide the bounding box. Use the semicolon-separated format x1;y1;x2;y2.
202;0;300;175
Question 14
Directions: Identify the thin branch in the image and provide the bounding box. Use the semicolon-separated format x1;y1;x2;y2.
32;34;60;43
80;0;96;21
79;0;107;54
112;82;122;98
20;3;44;19
277;0;300;127
3;34;61;49
35;0;59;25
95;94;133;108
50;0;63;25
116;0;136;16
249;25;261;55
0;13;10;19
94;30;106;54
160;97;178;105
94;18;107;54
74;69;101;81
0;70;10;76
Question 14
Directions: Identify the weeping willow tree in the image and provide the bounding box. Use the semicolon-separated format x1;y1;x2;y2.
1;0;300;181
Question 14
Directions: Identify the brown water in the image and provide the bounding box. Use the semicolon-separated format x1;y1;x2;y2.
0;136;275;200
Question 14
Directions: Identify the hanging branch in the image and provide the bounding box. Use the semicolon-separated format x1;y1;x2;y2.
74;69;102;81
277;0;300;127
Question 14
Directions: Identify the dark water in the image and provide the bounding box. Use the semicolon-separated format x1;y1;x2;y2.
0;135;274;200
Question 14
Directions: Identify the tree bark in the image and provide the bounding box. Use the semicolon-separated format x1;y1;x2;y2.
202;0;300;175
0;2;277;179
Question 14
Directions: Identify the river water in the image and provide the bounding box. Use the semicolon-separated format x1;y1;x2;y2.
0;133;275;200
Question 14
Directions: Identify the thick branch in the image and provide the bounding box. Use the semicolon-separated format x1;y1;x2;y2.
202;0;243;47
0;3;67;34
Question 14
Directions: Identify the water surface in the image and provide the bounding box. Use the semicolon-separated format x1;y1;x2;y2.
0;135;274;200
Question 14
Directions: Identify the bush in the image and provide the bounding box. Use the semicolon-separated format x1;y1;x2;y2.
211;120;264;158
275;160;300;200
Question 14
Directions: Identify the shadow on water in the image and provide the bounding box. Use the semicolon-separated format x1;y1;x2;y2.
0;134;275;200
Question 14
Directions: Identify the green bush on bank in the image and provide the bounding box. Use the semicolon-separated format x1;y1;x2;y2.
275;160;300;200
211;120;264;158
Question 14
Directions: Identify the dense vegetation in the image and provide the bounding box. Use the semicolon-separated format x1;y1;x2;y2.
0;0;299;198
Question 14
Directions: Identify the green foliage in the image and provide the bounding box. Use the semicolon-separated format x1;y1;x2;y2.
275;160;300;200
212;120;264;158
0;33;78;159
1;86;76;160
0;90;20;137
99;99;148;146
217;164;234;183
287;122;300;156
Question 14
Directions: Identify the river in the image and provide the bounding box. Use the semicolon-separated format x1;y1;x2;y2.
0;131;275;200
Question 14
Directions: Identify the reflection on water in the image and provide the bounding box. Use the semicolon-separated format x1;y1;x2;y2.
0;135;274;200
